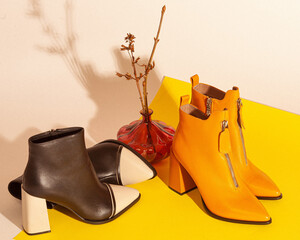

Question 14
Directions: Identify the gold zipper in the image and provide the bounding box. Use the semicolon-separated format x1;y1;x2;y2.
237;98;248;165
225;153;239;188
221;120;239;188
206;97;212;116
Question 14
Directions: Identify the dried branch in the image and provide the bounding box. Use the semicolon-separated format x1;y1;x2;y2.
116;5;166;114
142;5;166;114
116;33;146;111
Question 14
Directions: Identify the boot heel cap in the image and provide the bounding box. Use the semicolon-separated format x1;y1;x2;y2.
24;229;51;236
169;186;197;195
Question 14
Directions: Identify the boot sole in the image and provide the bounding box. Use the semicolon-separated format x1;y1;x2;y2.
24;193;141;236
52;193;141;225
24;194;141;235
24;194;140;235
257;193;282;200
169;186;272;225
24;230;51;236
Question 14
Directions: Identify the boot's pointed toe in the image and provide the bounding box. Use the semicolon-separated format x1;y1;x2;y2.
229;187;271;223
109;184;140;215
245;164;282;199
240;197;271;223
205;190;272;224
119;147;155;185
88;140;157;185
201;179;272;224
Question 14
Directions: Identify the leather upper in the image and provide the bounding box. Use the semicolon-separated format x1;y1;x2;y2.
8;139;156;202
190;74;281;198
172;102;270;222
23;127;114;221
88;142;122;185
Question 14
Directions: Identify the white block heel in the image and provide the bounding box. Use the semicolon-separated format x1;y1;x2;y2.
21;186;51;235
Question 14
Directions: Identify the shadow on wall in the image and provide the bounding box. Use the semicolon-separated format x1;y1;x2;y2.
28;0;161;142
82;49;161;142
1;2;207;230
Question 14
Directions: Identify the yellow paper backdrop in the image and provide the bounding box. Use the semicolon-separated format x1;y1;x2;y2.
15;77;300;240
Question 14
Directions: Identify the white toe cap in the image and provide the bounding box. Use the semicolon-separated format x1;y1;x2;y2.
109;184;140;215
119;147;154;185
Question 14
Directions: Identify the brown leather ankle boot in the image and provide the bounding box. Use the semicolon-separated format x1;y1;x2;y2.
9;138;156;205
22;127;140;235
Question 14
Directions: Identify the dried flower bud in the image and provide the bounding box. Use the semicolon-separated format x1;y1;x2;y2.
120;44;128;51
125;73;132;80
135;57;140;63
125;33;135;43
116;72;123;77
162;5;166;14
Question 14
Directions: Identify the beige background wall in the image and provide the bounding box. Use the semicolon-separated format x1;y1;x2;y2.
0;0;299;229
1;0;300;141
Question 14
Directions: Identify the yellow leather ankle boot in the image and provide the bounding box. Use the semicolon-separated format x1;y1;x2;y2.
169;95;271;224
190;74;281;200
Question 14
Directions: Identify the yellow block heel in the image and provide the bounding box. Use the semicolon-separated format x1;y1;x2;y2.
168;150;196;195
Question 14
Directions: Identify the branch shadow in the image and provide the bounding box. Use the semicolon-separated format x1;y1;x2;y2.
2;1;207;230
82;49;161;142
27;0;161;142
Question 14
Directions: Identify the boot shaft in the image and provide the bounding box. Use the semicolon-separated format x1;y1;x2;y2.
172;96;234;185
174;104;229;155
27;127;87;170
190;74;240;121
23;127;100;198
189;75;247;166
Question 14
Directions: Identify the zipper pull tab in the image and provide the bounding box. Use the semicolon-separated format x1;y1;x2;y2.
221;120;228;131
237;98;242;110
206;97;212;116
237;98;245;129
219;120;231;154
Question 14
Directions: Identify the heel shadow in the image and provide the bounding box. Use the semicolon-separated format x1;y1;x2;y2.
152;157;206;213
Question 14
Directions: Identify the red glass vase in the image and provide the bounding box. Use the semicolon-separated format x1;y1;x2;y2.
117;109;175;163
